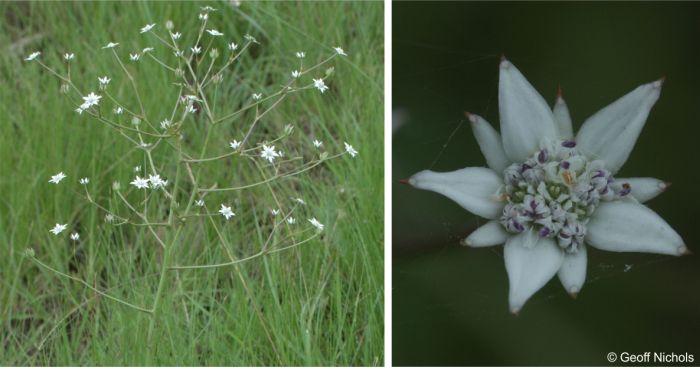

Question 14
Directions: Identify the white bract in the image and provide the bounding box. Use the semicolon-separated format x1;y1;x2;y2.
407;59;688;314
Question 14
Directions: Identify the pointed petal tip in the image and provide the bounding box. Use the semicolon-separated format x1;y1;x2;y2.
510;307;520;316
568;288;579;299
460;238;471;247
399;178;412;186
464;111;477;123
500;56;511;69
556;84;563;98
661;181;671;190
680;246;693;256
652;76;665;89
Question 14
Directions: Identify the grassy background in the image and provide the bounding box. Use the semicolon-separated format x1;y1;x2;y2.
0;1;383;365
393;2;700;365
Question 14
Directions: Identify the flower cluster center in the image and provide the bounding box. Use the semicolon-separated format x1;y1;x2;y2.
499;140;630;252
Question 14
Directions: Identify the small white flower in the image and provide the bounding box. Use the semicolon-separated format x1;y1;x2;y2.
308;217;324;231
114;107;123;115
160;119;172;129
186;105;197;114
344;142;358;157
140;23;156;33
271;209;280;216
313;140;323;148
201;5;216;12
292;70;301;79
174;50;184;57
82;92;101;108
229;140;241;150
195;199;205;207
407;59;685;314
206;29;224;36
105;214;115;223
70;232;80;241
294;197;306;205
260;145;280;163
252;93;262;101
183;94;201;102
50;223;67;235
165;20;174;30
64;53;75;61
98;76;111;86
287;217;296;224
142;47;154;54
198;13;209;21
313;78;328;93
75;107;84;114
79;177;90;185
171;32;182;40
130;53;141;61
148;174;168;189
134;166;141;172
191;46;202;55
24;51;41;61
219;204;235;220
130;176;149;189
333;47;347;56
228;42;238;51
49;172;67;184
243;34;256;43
103;42;119;49
295;51;306;59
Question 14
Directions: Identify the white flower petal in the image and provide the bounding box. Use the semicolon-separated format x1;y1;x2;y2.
586;201;686;256
462;220;508;247
408;167;503;219
557;245;587;296
614;177;668;203
505;234;564;314
552;94;574;139
499;59;557;162
467;113;510;172
576;79;663;173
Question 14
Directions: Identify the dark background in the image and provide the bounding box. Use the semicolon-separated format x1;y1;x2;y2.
393;2;700;365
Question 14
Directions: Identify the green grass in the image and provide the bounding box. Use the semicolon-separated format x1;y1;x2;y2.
0;2;383;365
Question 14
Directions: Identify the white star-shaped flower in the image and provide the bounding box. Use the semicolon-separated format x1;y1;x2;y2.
313;78;328;93
294;197;306;205
130;53;141;61
79;177;90;185
70;232;80;241
206;29;224;36
228;42;238;51
102;42;119;49
198;13;208;21
160;119;172;129
114;107;123;115
98;76;111;86
260;145;280;163
333;47;347;56
64;53;75;61
313;140;323;148
50;223;67;235
148;174;168;189
406;58;687;314
308;217;324;231
229;140;241;150
201;5;216;12
252;93;262;101
49;172;67;184
270;209;280;216
292;70;301;79
140;23;156;34
186;105;197;114
287;217;296;224
142;47;154;54
130;176;149;189
344;142;358;157
219;204;235;220
191;46;202;55
82;92;101;108
25;51;41;61
171;32;182;40
195;199;205;207
295;51;306;59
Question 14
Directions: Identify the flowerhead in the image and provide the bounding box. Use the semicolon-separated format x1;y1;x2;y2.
344;142;358;158
406;58;687;314
49;172;67;184
313;140;323;148
130;176;149;189
171;32;182;40
333;47;347;56
313;78;328;93
50;223;67;235
191;46;202;55
130;53;141;61
229;140;241;150
79;177;90;185
228;42;238;51
70;232;80;241
219;204;235;220
81;92;101;109
64;53;75;61
206;29;224;36
148;174;168;189
292;70;301;79
140;23;155;33
102;42;119;49
260;144;280;163
308;217;324;232
296;51;306;59
24;51;41;61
